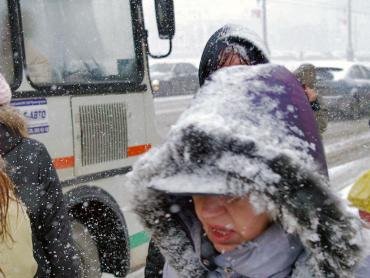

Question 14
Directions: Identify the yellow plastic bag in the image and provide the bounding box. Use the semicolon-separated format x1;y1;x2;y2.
348;170;370;213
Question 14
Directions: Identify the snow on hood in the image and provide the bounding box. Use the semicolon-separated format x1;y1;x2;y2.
215;24;270;60
148;64;327;195
198;24;270;86
130;64;365;278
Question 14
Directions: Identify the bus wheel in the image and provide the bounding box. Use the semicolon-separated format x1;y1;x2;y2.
71;220;101;278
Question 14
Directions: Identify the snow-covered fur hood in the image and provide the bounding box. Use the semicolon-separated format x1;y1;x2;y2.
198;24;270;86
131;65;365;277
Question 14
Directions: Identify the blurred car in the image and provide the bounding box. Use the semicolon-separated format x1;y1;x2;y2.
150;62;199;97
314;62;370;120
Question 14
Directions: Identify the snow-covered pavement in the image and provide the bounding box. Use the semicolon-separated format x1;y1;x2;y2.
323;118;370;191
154;95;193;138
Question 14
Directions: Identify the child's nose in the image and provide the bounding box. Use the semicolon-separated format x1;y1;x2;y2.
200;196;226;218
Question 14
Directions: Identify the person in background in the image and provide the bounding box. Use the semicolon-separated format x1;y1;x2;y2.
294;63;328;134
0;156;37;277
0;73;81;278
198;27;327;135
131;65;369;277
198;24;269;86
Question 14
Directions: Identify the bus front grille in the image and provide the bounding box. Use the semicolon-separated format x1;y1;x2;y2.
79;103;128;166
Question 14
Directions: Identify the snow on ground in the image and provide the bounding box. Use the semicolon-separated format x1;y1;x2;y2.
154;95;193;116
322;118;370;191
329;157;370;192
324;132;370;154
149;58;199;68
154;95;193;138
339;183;353;199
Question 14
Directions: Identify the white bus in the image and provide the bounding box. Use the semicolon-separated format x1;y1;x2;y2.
0;0;174;276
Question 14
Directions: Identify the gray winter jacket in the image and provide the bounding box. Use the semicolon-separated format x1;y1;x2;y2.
163;223;304;278
162;221;370;278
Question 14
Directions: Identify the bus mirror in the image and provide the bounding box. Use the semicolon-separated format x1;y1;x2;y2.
154;0;175;40
151;79;160;92
149;0;175;58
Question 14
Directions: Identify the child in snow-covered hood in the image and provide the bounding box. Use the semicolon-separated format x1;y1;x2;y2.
144;25;271;278
131;65;370;278
198;25;327;137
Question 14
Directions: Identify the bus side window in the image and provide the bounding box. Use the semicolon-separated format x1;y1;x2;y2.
20;0;140;86
0;1;15;84
22;10;53;84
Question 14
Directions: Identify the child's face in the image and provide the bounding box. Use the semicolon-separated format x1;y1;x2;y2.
192;195;270;253
217;48;250;69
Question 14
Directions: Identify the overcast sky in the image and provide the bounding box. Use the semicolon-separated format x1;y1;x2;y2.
144;0;370;63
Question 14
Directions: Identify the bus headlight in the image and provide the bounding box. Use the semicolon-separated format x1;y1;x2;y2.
151;80;160;92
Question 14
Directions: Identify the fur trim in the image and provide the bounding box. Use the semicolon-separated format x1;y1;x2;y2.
132;150;364;278
268;155;363;277
134;190;207;277
0;106;28;137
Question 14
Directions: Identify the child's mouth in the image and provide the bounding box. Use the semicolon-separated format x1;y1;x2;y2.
208;225;236;242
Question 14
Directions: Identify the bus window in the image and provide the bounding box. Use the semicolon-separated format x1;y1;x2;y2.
20;0;140;86
0;1;15;84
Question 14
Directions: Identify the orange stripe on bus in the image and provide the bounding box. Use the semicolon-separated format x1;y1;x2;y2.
53;156;75;169
127;144;152;157
52;144;152;169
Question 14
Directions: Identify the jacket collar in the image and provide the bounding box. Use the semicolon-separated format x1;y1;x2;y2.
179;211;304;277
211;224;303;277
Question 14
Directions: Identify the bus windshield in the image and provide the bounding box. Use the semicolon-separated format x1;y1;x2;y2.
20;0;140;86
0;0;15;84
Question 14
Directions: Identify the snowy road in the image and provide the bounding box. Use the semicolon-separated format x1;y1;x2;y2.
153;95;193;138
323;119;370;191
154;95;370;192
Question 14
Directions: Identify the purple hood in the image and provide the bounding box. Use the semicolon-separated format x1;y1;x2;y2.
146;64;328;195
